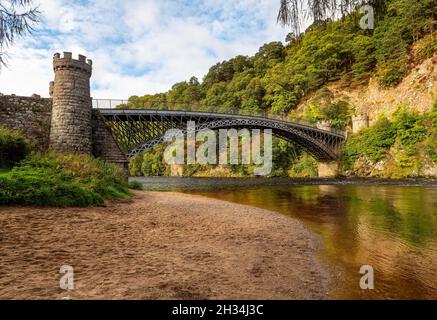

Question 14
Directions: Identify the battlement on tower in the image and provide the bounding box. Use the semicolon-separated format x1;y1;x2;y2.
352;114;369;122
53;52;92;75
317;120;331;131
352;113;369;133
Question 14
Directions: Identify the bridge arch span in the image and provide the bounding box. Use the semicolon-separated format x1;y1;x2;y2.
97;109;345;162
128;118;339;161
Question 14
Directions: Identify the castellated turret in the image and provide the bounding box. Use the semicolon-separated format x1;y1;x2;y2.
352;114;369;134
49;52;93;154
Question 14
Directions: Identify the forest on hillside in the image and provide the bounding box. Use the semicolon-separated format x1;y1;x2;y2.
125;0;436;178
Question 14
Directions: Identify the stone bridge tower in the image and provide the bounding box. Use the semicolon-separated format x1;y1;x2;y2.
49;52;93;154
352;114;369;134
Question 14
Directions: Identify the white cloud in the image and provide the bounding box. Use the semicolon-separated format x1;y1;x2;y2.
0;0;289;98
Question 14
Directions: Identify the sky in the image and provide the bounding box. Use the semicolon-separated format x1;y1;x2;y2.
0;0;289;99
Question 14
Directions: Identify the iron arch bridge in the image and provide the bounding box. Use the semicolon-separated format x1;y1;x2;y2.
97;109;346;161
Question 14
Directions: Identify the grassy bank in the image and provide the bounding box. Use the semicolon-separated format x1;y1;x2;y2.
0;124;130;207
0;153;129;207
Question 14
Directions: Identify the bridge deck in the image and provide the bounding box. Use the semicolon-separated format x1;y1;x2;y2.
96;108;346;138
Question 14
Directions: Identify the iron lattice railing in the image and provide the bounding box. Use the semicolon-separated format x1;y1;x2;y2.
92;98;345;136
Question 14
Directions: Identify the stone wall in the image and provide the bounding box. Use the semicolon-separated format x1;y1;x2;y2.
0;94;128;167
318;161;339;178
0;94;52;151
92;110;128;165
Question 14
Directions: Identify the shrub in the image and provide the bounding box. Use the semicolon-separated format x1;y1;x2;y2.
432;99;437;129
342;117;397;170
129;154;143;176
302;103;323;124
428;139;437;163
289;153;318;178
321;100;351;130
0;126;30;168
393;108;427;156
128;180;143;190
0;153;129;207
141;145;168;176
413;34;437;62
428;100;437;163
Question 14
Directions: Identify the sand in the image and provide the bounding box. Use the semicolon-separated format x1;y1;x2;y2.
0;191;330;300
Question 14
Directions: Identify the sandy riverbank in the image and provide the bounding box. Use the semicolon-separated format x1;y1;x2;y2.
0;191;330;299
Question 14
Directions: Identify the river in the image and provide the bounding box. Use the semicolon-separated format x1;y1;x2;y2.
132;177;437;300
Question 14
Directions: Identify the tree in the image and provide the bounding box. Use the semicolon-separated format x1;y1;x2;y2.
277;0;386;34
0;0;39;68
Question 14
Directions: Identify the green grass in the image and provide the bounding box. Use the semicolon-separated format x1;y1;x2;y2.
0;153;129;207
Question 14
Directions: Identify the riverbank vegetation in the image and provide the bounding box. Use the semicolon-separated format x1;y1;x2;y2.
0;153;129;207
342;102;437;177
124;0;436;178
0;126;129;207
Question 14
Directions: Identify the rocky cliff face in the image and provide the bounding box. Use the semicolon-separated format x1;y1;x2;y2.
329;54;436;124
294;52;437;178
296;53;436;122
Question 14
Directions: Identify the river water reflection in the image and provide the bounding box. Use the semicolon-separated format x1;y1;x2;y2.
135;177;437;299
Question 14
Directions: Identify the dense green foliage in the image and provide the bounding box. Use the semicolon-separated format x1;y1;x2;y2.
393;108;428;157
126;0;435;116
0;154;129;207
124;0;435;177
298;89;352;130
342;105;436;173
129;144;169;176
342;117;397;170
373;0;436;86
128;136;317;178
0;125;30;169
